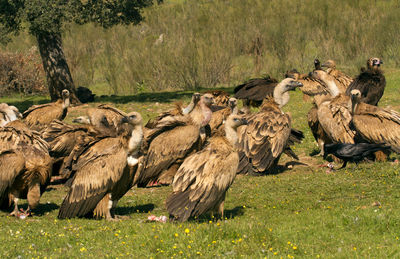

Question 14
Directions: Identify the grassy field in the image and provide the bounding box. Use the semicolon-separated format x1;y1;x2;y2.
1;70;400;258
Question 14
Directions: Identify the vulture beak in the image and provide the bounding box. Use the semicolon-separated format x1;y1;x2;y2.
321;62;329;68
241;118;248;125
287;81;303;91
121;116;129;124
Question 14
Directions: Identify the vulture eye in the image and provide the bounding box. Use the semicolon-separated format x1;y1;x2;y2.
129;115;136;119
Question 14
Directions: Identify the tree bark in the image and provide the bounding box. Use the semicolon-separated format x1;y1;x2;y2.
36;32;80;104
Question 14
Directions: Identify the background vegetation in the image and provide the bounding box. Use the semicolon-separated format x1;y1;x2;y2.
1;0;400;96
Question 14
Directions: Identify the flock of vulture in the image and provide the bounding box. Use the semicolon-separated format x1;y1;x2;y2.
0;57;398;222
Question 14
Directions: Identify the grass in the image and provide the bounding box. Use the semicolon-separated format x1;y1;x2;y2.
1;71;400;258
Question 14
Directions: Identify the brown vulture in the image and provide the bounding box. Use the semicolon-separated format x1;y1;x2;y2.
310;70;355;146
145;93;201;129
58;112;144;220
236;78;303;175
205;90;230;106
135;93;214;187
321;59;353;93
0;120;52;217
0;103;22;127
166;114;248;222
345;57;385;106
42;118;115;180
23;89;70;131
350;89;400;153
208;97;238;135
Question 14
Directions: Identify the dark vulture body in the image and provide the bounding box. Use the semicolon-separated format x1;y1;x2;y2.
166;114;247;222
58;112;143;220
345;57;385;106
0;120;52;216
234;75;277;107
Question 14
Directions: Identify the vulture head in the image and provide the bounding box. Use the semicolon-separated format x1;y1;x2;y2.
121;111;143;127
73;116;91;124
321;60;336;69
225;114;248;130
62;89;70;99
367;57;383;69
192;92;201;104
281;78;303;92
350;89;362;114
201;93;214;107
228;98;238;112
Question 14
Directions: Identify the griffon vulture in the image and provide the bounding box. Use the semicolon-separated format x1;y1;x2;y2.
236;78;303;175
23;89;70;131
321;59;353;93
135;94;214;187
145;93;201;129
0;120;52;217
58;112;144;220
205;90;230;106
166;114;247;222
345;57;385;106
0;103;22;127
208;97;238;135
310;70;355;145
350;89;400;153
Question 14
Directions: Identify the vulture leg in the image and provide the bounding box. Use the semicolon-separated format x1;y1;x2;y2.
218;200;225;220
9;197;20;217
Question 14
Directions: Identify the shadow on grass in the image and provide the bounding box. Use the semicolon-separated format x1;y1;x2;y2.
5;86;235;112
114;203;155;216
191;206;246;222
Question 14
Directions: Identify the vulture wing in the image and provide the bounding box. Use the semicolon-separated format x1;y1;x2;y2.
23;100;66;129
237;105;291;174
136;123;200;187
166;137;238;221
317;96;355;144
352;103;400;152
234;76;277;102
58;137;128;219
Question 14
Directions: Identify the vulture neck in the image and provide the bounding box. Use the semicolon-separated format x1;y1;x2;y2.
190;101;212;127
351;96;360;115
182;98;197;115
62;97;70;109
230;105;238;115
127;125;143;154
224;124;239;148
273;83;290;108
324;79;340;97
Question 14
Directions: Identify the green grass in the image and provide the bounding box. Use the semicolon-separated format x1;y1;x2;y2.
1;72;400;258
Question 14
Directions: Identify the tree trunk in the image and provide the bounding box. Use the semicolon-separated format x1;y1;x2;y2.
36;32;80;104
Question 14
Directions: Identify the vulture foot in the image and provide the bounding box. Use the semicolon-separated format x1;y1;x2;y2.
114;215;131;220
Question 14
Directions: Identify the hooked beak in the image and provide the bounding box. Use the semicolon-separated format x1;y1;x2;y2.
241;118;248;125
288;81;303;91
121;116;129;124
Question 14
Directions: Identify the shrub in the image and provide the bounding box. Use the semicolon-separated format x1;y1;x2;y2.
0;47;46;96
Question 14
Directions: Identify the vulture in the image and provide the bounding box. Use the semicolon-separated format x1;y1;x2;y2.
166;114;248;222
321;59;353;93
145;93;201;129
208;97;238;135
79;104;128;132
323;143;391;169
205;90;230;106
135;93;214;187
58;112;144;220
345;57;385;106
0;120;52;217
237;78;303;175
0;103;22;127
42;118;115;179
350;89;400;153
23;89;70;131
233;75;278;112
310;70;355;145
